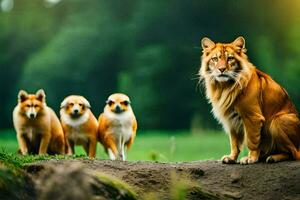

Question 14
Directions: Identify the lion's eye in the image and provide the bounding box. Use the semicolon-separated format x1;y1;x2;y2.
227;56;234;61
211;57;218;62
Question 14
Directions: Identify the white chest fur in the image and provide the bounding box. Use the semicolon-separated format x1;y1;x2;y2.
212;103;243;134
105;110;134;145
60;110;90;144
60;110;89;127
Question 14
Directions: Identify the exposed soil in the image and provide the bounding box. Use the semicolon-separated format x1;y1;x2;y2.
21;159;300;200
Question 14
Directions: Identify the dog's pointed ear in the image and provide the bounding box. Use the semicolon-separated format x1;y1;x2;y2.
201;37;215;50
18;90;28;103
232;36;246;53
60;98;68;109
36;89;46;102
81;97;91;109
83;98;91;109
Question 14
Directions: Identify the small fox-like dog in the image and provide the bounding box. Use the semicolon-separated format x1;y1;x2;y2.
13;89;65;155
60;95;98;158
98;93;137;161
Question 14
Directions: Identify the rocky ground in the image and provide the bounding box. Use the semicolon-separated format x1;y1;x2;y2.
7;159;297;200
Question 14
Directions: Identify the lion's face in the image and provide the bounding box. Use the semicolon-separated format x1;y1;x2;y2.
205;46;241;82
200;37;248;84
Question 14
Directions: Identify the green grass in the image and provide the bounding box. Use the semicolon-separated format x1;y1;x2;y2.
0;129;247;162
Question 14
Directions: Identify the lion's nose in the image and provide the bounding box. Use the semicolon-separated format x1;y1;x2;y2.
219;68;226;73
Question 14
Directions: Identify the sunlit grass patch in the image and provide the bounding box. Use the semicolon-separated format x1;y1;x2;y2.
0;150;87;170
0;129;241;162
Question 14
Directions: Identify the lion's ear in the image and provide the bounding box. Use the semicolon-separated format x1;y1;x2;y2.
232;36;247;53
201;37;215;50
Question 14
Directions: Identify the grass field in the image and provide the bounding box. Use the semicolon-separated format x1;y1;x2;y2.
0;129;248;162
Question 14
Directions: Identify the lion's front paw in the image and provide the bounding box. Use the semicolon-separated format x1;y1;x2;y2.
221;155;237;164
240;156;258;165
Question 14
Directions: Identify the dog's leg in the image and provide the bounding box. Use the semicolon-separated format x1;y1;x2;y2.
17;133;28;155
108;148;116;160
105;135;118;160
88;138;97;159
118;136;123;160
66;140;75;155
125;135;135;150
121;140;126;161
83;143;89;156
39;133;51;155
52;136;65;155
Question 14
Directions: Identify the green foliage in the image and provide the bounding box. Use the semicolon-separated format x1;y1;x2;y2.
120;45;173;128
1;0;300;130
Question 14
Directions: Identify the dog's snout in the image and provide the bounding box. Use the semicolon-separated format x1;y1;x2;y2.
30;113;35;119
115;105;122;113
70;105;81;118
72;104;80;114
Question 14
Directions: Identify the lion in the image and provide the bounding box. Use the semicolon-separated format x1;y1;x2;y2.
199;36;300;164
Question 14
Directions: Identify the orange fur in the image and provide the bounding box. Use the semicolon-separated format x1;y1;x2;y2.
98;93;137;161
200;36;300;164
60;95;98;158
13;89;65;155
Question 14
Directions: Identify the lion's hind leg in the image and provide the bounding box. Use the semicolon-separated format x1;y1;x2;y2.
269;113;300;161
266;153;290;163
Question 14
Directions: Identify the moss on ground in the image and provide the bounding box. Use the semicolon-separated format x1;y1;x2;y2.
95;172;138;200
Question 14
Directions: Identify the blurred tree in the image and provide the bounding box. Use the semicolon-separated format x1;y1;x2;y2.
0;0;67;127
20;0;125;117
1;0;300;131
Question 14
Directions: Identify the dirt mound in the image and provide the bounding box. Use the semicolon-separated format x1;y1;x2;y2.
20;159;300;200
